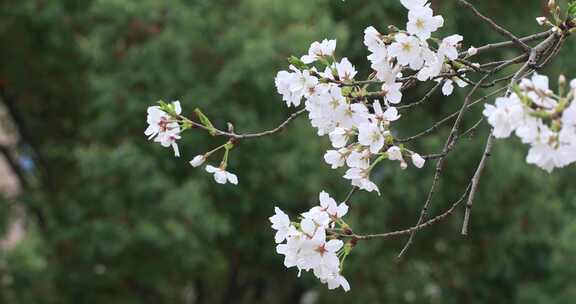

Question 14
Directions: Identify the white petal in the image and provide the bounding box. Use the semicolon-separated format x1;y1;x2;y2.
172;101;182;114
227;172;238;185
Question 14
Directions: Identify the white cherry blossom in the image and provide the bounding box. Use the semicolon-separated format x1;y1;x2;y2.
363;26;383;52
483;95;525;138
441;77;468;96
344;168;380;194
324;149;348;169
373;100;401;122
205;165;238;185
438;34;463;60
301;39;337;64
270;207;298;243
336;58;357;81
358;122;385;153
346;149;371;169
329;127;351;148
387;146;403;161
389;34;425;70
145;101;182;157
520;74;557;108
381;82;403;104
275;66;319;107
407;5;444;40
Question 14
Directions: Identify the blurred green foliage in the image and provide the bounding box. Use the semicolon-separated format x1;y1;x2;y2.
0;0;575;303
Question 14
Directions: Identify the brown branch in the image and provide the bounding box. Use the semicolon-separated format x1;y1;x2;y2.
458;31;551;58
342;186;357;205
335;183;472;241
421;117;486;161
396;86;508;143
180;108;307;140
396;73;491;259
461;133;494;235
460;30;565;235
458;0;530;52
397;82;442;111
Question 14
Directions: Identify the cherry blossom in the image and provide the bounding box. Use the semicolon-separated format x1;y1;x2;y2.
381;82;403;104
145;101;182;157
324;149;348;169
388;34;425;70
441;77;468;96
407;5;444;40
275;66;319;107
483;95;525;138
520;73;557;108
358;122;386;153
269;207;297;243
335;58;358;81
301;39;337;64
205;165;238;185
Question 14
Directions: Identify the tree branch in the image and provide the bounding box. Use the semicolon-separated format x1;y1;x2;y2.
396;73;491;259
180;108;307;140
458;0;531;52
333;183;472;241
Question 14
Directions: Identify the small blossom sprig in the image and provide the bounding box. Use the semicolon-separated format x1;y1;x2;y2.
145;100;183;157
483;74;576;172
145;101;239;185
270;191;352;292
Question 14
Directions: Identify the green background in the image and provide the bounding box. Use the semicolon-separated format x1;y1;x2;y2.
0;0;575;303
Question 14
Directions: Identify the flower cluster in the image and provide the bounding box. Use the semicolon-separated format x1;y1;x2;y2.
274;0;468;193
145;101;239;185
483;74;576;172
270;191;351;291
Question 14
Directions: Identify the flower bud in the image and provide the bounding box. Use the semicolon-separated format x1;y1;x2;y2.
411;153;426;169
536;17;547;26
559;75;566;86
467;46;478;56
189;155;206;167
400;160;408;170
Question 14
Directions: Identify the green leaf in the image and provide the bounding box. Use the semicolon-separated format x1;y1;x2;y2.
194;108;218;136
569;2;576;18
287;55;309;70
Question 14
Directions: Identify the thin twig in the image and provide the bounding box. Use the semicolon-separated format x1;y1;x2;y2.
396;86;508;143
180;108;307;140
459;31;551;58
338;183;472;240
461;133;494;235
342;186;357;205
460;31;562;235
397;82;442;111
458;0;531;52
396;73;490;259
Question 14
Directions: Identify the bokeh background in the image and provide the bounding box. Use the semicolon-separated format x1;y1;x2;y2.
0;0;575;303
